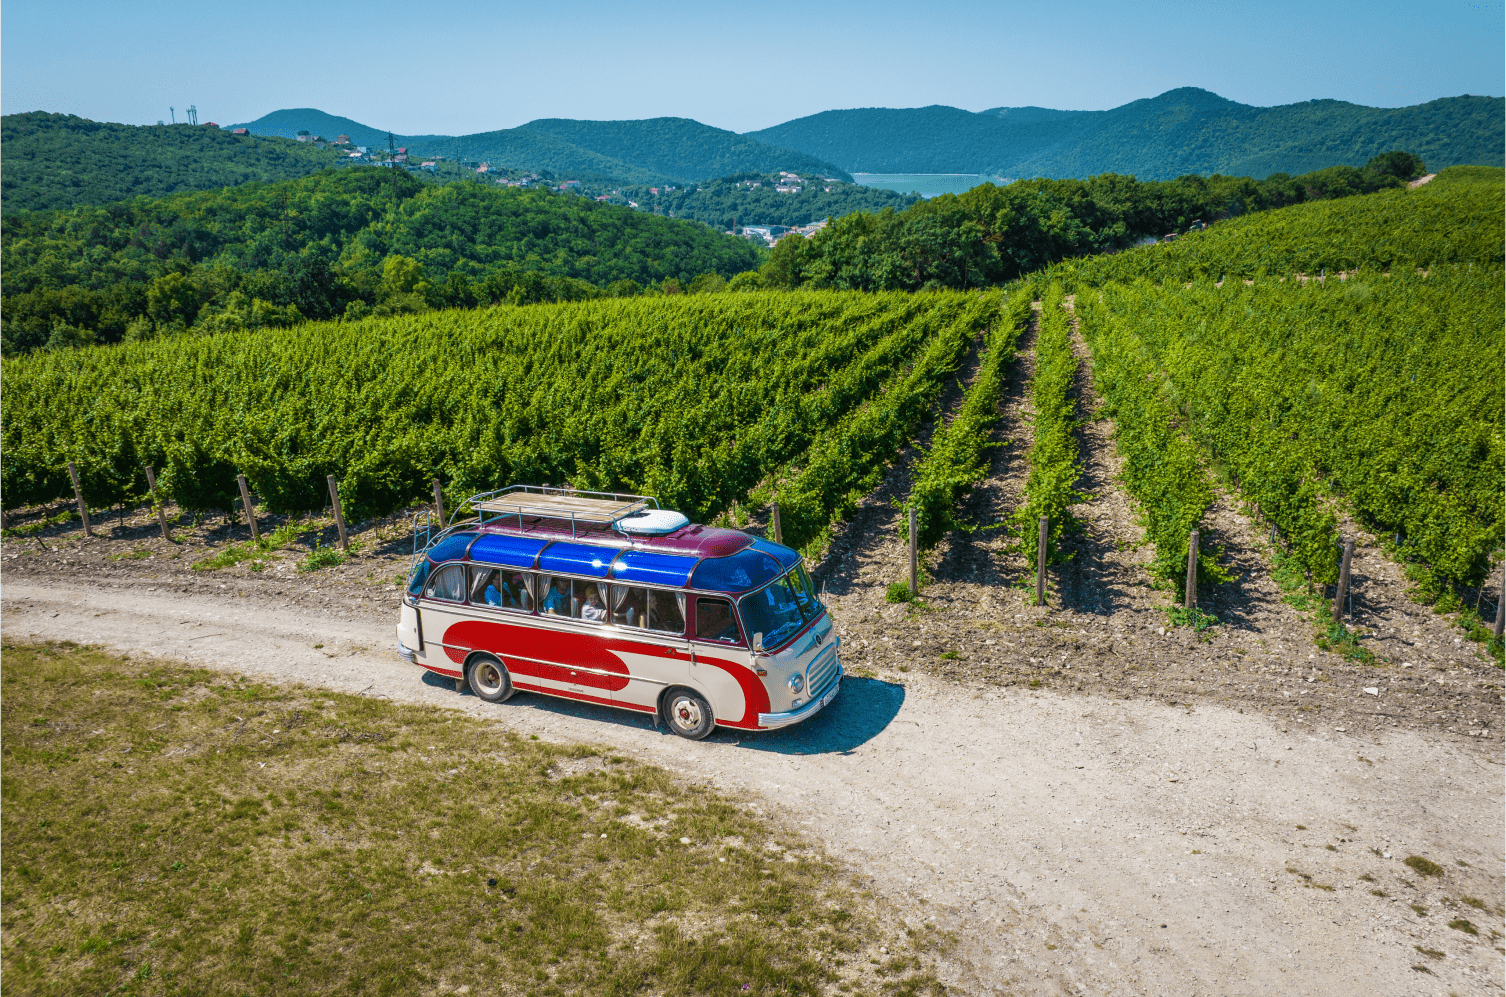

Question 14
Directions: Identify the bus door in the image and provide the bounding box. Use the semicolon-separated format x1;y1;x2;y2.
605;584;689;712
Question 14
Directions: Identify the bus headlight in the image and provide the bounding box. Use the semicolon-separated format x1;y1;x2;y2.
788;673;805;694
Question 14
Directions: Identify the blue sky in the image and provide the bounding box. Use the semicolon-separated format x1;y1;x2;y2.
3;0;1501;134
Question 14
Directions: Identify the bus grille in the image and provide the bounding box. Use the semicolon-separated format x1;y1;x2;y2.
806;649;839;699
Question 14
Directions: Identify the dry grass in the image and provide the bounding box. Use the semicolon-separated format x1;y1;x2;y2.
1;642;925;996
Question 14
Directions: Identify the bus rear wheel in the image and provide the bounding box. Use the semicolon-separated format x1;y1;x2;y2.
663;688;714;740
468;655;514;704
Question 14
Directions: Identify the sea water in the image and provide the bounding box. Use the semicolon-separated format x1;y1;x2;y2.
852;173;1011;197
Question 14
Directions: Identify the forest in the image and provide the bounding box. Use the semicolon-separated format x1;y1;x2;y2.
617;173;918;228
0;168;762;355
748;88;1505;180
1;112;346;212
750;153;1441;291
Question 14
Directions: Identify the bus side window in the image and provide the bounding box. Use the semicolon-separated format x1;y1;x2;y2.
695;597;741;644
576;580;609;623
424;563;466;603
538;576;571;616
469;567;502;606
502;570;534;611
648;590;685;635
611;586;648;628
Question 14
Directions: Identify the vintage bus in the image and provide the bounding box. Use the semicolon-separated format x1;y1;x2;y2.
395;486;842;739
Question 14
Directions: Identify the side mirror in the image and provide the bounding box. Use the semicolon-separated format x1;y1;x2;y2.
752;632;764;655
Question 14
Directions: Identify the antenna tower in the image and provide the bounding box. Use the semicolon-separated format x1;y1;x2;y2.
187;105;198;126
170;107;175;124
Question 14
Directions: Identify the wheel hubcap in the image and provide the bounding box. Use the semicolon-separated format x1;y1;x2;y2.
476;663;502;694
672;697;702;730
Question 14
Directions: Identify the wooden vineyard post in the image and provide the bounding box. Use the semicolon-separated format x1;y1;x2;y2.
908;507;918;598
432;478;446;528
771;501;783;545
1036;516;1048;607
236;474;260;543
327;476;349;551
144;466;172;541
67;462;93;537
1496;562;1505;641
1185;530;1200;610
1333;540;1354;622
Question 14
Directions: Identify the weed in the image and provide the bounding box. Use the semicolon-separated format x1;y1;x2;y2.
1371;889;1387;897
885;582;914;604
110;548;154;561
1164;605;1220;632
1404;856;1444;878
1410;964;1434;974
939;650;959;660
1;509;79;538
1411;905;1428;917
1028;679;1042;689
1359;874;1374;882
1448;919;1478;935
1414;945;1444;959
1461;896;1486;909
1296;824;1307;830
1326;844;1338;851
300;541;346;572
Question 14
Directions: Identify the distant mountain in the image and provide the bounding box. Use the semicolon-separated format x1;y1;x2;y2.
1;112;343;212
747;88;1505;180
228;111;852;185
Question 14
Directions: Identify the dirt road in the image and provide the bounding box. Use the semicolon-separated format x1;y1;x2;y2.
5;580;1501;996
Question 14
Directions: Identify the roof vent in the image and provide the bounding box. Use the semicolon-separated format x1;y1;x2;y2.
616;509;690;536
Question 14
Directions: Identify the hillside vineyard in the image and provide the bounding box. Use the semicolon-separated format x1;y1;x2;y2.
2;166;1501;611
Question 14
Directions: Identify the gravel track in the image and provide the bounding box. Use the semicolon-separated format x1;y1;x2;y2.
3;580;1501;996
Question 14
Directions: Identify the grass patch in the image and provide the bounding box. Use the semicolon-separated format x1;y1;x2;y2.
1448;918;1478;935
1411;964;1434;974
111;548;155;561
1411;904;1429;916
1371;889;1388;897
1;508;81;538
1414;945;1445;959
1461;896;1486;909
299;540;347;573
938;651;959;661
885;582;914;604
1;642;890;995
193;521;307;572
1404;855;1444;878
1164;605;1220;632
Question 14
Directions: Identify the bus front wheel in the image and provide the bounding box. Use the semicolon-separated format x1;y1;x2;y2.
663;688;714;740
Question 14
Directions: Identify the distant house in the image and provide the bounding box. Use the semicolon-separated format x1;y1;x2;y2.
296;130;311;142
335;134;351;146
231;128;250;136
595;195;611;201
476;162;491;173
203;121;220;128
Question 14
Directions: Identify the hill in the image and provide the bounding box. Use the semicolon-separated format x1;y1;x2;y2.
614;172;919;229
229;111;852;185
747;88;1505;179
752;156;1485;292
0;167;761;355
0;112;345;212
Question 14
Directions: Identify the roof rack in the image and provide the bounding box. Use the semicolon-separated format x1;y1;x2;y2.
466;485;659;538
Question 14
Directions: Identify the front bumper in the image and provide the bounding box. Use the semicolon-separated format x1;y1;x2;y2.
758;665;842;729
396;642;416;663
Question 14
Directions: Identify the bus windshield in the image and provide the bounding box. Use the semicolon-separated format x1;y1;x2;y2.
739;567;823;649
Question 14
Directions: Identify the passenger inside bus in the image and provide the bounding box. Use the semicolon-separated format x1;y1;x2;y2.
580;584;608;622
696;597;740;643
648;589;686;634
612;585;648;627
469;567;503;606
501;570;533;611
540;577;571;616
